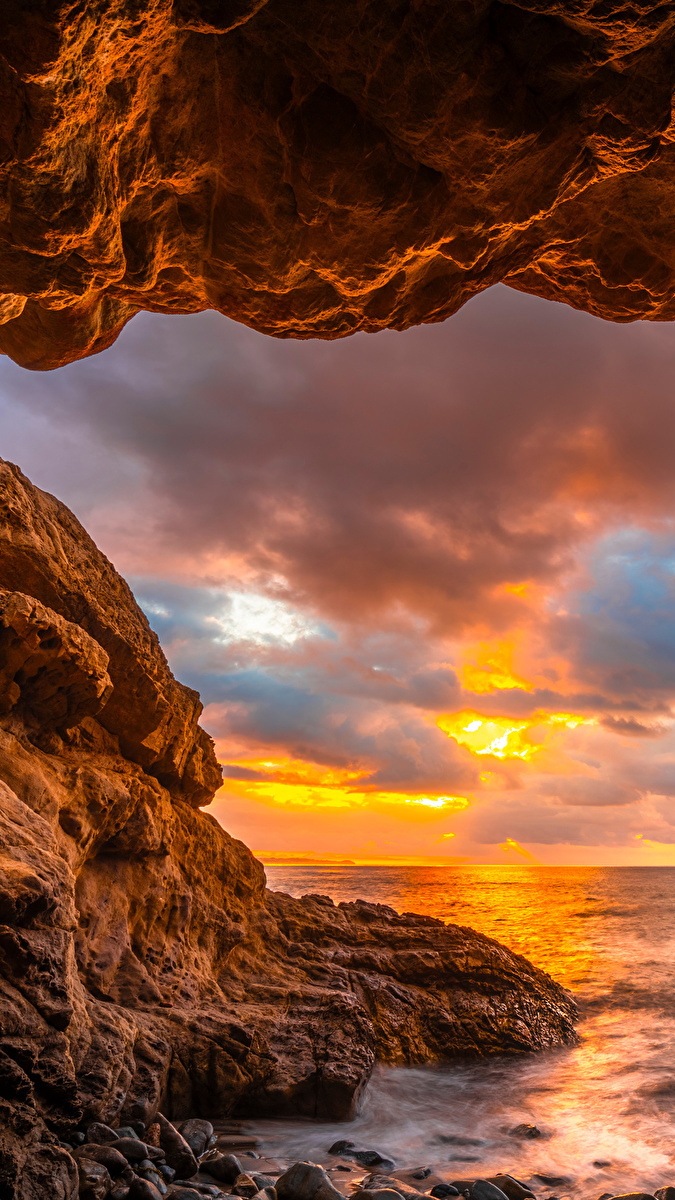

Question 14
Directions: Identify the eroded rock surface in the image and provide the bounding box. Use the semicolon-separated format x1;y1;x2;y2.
0;457;577;1198
1;1;675;368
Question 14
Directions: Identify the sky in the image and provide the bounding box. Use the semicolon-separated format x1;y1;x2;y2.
3;284;675;865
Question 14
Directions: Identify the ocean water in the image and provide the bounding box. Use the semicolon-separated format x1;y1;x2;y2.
245;865;675;1199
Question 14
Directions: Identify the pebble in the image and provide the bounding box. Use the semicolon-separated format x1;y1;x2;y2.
594;1162;612;1169
532;1176;571;1188
117;1128;143;1142
430;1187;460;1198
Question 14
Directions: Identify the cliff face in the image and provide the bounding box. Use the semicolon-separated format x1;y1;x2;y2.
1;1;675;368
0;459;577;1199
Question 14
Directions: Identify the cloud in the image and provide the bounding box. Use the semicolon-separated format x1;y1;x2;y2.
4;285;675;857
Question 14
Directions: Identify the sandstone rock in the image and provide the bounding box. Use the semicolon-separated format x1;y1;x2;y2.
2;2;675;371
0;461;577;1198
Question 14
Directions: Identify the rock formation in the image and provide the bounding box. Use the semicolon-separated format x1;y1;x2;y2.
0;457;576;1198
1;1;675;368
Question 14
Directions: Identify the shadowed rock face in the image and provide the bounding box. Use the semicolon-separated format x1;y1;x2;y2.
0;458;577;1198
1;1;675;368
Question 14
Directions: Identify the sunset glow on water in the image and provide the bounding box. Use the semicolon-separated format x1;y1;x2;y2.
251;864;675;1198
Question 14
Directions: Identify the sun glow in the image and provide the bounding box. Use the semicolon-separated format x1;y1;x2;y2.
436;709;590;761
222;756;471;813
460;637;533;694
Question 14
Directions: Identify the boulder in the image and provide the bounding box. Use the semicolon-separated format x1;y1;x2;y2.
276;1163;344;1200
78;1159;113;1200
177;1120;214;1158
5;4;675;370
200;1155;242;1184
155;1116;199;1180
86;1126;121;1147
76;1146;131;1177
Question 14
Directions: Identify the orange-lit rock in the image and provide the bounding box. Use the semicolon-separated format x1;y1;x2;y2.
0;459;576;1196
1;1;675;368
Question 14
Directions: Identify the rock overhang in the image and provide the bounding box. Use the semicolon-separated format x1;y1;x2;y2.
1;0;675;369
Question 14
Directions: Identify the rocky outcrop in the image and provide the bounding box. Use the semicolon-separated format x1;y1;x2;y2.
1;2;675;369
0;458;577;1199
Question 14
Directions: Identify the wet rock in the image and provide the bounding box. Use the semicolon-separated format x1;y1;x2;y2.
87;1125;120;1147
594;1163;612;1170
252;1176;277;1191
117;1130;143;1142
234;1173;260;1198
86;1123;119;1142
655;1190;675;1200
128;1179;164;1200
177;1120;214;1158
78;1158;113;1200
252;1190;277;1200
431;1189;460;1199
607;1195;657;1200
200;1153;243;1183
470;1182;509;1200
332;1145;395;1170
486;1177;534;1200
115;1141;153;1165
336;1167;352;1173
156;1115;199;1179
73;1134;87;1146
110;1190;131;1200
532;1178;572;1189
353;1191;403;1200
509;1126;542;1140
76;1146;130;1176
157;1166;176;1183
137;1168;168;1195
167;1191;202;1200
276;1162;344;1200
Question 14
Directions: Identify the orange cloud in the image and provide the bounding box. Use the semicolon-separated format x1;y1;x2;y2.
436;709;591;762
460;637;533;694
223;755;471;815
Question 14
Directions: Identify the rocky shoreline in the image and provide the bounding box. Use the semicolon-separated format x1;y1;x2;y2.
0;458;576;1199
57;1116;675;1200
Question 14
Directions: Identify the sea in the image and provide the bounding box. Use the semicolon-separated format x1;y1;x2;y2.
243;865;675;1200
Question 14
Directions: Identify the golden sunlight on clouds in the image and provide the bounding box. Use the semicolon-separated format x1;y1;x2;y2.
500;837;540;861
460;637;533;693
224;756;471;814
436;709;591;761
